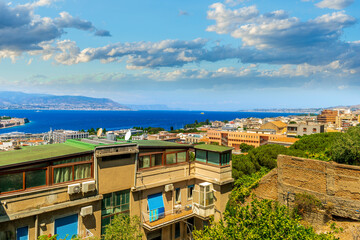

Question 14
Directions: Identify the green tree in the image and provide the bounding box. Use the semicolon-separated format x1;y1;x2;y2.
331;126;360;165
239;143;254;153
224;120;229;124
195;120;198;124
103;214;143;240
170;126;174;131
206;119;210;125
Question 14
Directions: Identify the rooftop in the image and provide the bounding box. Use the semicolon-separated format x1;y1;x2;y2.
0;140;95;168
194;144;233;153
133;140;192;148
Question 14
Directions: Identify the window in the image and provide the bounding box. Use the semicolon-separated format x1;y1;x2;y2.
16;226;28;240
175;222;180;239
0;168;47;194
53;155;92;184
139;153;162;169
195;150;207;163
166;151;188;165
188;185;194;200
101;189;130;234
199;183;214;206
207;152;220;165
175;188;181;203
221;152;231;166
313;128;317;133
303;128;307;132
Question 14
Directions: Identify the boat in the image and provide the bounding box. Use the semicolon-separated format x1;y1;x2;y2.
200;112;204;115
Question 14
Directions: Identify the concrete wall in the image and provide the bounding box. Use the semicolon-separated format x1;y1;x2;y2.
278;155;360;220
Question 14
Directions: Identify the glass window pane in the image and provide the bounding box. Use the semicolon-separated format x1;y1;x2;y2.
208;152;220;165
200;191;204;206
26;169;46;188
0;172;23;193
175;188;181;202
177;152;186;163
53;155;91;165
140;156;151;168
53;166;73;184
195;150;207;163
166;153;176;164
114;192;121;206
74;164;91;180
154;154;162;166
121;203;129;212
206;192;214;206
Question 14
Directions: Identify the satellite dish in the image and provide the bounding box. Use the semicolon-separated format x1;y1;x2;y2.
125;130;132;141
97;128;103;137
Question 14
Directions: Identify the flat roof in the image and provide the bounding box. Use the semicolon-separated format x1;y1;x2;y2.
133;140;192;149
0;140;95;168
194;144;233;153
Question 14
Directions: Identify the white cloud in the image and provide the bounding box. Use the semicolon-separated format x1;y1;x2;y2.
315;0;354;9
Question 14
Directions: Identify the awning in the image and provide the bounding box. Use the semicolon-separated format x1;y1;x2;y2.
148;193;164;211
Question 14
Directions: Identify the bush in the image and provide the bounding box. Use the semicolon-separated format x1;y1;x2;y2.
194;199;338;240
293;193;323;217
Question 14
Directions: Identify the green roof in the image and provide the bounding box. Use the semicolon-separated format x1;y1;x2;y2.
194;144;233;153
133;140;192;148
0;140;95;168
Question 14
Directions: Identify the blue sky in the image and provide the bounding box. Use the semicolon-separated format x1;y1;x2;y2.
1;0;360;110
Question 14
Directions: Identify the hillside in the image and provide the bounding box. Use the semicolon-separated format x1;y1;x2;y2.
0;91;130;110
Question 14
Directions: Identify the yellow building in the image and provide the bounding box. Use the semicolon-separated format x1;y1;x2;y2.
0;139;233;240
207;129;292;150
259;121;287;134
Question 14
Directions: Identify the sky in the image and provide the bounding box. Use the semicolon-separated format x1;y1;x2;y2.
1;0;360;111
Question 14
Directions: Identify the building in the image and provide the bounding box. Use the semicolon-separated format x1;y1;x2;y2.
52;130;89;143
317;110;338;124
287;122;325;137
259;121;287;134
0;139;233;239
207;129;290;150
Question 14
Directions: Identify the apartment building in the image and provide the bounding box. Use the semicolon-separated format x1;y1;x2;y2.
259;121;287;134
207;129;288;150
317;110;338;124
52;130;90;143
0;138;233;240
287;122;325;137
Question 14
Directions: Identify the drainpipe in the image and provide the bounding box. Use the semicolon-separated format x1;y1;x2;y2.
34;215;39;239
94;152;99;191
134;152;138;189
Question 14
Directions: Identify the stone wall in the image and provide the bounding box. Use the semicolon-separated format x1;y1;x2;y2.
278;155;360;220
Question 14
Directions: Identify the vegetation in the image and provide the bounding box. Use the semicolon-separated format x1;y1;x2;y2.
232;144;305;180
239;143;254;153
0;116;11;120
293;193;323;217
289;126;360;165
102;215;143;240
184;119;210;129
80;128;107;135
194;198;338;240
133;126;165;134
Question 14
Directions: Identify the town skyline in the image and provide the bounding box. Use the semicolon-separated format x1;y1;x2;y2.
1;0;360;110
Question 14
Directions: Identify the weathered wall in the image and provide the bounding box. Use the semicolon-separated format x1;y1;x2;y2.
278;155;360;220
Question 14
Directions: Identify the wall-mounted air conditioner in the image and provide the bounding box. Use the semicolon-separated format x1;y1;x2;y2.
164;184;174;192
82;180;96;193
68;183;81;194
80;206;93;217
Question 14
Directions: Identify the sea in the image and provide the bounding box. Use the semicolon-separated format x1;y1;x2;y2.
0;110;298;134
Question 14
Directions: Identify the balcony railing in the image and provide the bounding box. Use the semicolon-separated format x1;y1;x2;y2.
142;204;194;230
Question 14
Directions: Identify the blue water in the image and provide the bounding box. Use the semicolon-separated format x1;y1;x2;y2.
0;110;297;134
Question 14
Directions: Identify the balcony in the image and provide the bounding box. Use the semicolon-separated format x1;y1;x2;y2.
142;204;194;230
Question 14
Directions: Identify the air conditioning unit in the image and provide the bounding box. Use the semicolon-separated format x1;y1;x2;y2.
68;183;81;194
82;180;96;193
164;184;174;192
80;206;93;217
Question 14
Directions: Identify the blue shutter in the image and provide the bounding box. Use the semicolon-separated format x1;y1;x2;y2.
55;214;78;239
147;193;165;222
16;226;28;240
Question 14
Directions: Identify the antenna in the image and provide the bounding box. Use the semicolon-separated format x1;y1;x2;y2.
124;130;132;141
97;128;103;137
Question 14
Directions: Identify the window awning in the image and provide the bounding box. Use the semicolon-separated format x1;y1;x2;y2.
148;193;164;211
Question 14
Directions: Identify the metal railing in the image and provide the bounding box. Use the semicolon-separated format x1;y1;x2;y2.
142;204;193;224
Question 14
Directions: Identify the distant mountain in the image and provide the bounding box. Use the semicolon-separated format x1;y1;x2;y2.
239;105;360;113
126;104;171;110
0;91;130;110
